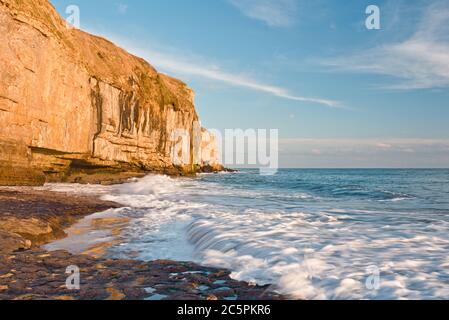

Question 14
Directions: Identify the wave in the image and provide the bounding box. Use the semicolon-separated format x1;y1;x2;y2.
42;170;449;300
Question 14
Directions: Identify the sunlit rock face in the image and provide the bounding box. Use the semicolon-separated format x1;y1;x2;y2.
200;128;221;168
0;0;221;185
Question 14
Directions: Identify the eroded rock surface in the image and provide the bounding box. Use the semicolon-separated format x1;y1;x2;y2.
0;249;283;300
0;189;121;253
0;0;222;186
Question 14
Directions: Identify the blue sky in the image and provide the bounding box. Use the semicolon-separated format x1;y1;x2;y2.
51;0;449;167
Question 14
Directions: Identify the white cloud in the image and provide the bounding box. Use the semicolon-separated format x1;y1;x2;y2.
228;0;298;27
322;1;449;90
114;41;341;108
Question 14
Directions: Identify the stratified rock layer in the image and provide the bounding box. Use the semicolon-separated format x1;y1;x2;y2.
0;0;221;185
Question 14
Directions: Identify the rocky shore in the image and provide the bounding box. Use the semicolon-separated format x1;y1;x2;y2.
0;0;277;301
0;188;282;300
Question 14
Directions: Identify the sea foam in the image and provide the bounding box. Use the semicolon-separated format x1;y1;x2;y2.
43;169;449;300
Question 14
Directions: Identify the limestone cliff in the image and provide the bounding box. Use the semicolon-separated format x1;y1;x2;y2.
0;0;222;185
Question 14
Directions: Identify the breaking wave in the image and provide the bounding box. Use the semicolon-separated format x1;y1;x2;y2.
44;169;449;299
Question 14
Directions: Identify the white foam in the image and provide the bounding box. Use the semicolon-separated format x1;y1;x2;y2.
42;174;449;300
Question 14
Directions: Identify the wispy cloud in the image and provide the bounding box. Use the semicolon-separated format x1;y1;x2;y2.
228;0;298;27
322;1;449;90
107;39;341;108
141;50;339;107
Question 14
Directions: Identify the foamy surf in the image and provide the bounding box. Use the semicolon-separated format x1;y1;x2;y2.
43;169;449;300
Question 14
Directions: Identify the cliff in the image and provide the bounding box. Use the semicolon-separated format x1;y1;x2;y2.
0;0;222;186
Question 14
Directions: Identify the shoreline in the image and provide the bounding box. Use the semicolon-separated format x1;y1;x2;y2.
0;188;282;300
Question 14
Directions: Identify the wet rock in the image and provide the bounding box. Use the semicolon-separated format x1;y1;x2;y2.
211;287;236;298
188;274;212;285
0;248;284;300
78;287;109;300
0;190;283;301
0;190;121;256
106;287;126;300
0;231;31;254
13;294;51;300
122;287;146;300
55;295;76;301
7;281;30;295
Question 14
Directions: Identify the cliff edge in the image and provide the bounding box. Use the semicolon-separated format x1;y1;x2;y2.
0;0;222;185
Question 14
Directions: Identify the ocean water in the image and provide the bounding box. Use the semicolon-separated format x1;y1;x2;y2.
44;169;449;300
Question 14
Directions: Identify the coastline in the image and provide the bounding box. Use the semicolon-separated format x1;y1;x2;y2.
0;187;282;300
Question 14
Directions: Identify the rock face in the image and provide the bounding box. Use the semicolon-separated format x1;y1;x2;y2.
0;0;222;185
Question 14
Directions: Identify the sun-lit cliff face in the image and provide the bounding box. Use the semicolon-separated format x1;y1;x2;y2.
0;0;222;185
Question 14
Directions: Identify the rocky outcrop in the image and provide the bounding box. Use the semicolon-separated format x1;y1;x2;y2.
0;0;222;185
0;249;283;300
0;189;121;254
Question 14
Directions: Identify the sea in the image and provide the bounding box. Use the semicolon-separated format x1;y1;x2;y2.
43;169;449;300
